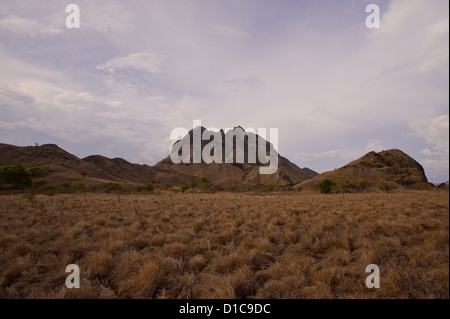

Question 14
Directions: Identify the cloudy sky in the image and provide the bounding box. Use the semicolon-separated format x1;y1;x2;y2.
0;0;448;182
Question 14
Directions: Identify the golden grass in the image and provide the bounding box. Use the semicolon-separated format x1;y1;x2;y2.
0;190;448;299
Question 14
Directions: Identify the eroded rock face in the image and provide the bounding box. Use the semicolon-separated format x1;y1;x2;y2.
155;126;318;188
350;149;429;186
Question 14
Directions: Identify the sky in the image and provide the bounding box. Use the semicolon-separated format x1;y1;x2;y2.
0;0;448;183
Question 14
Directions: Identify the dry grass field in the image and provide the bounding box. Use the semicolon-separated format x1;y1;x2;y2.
0;190;448;299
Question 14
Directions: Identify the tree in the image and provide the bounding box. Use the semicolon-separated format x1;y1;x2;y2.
0;164;32;189
318;178;332;194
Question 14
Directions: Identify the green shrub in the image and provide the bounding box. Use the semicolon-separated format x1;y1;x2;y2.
199;176;208;184
43;183;57;190
334;177;371;192
336;176;350;189
80;170;88;177
135;182;154;192
0;164;32;189
70;182;86;192
26;166;44;177
318;178;332;194
102;182;119;192
350;179;371;190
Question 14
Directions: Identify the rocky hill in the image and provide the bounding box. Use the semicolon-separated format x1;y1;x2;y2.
294;149;434;193
154;126;318;188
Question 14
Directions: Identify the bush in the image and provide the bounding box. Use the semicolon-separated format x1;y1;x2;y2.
336;176;350;190
199;176;208;184
102;182;119;192
43;183;57;190
318;178;332;194
135;182;154;192
335;177;371;192
26;166;44;177
70;182;86;192
0;164;32;189
350;179;370;190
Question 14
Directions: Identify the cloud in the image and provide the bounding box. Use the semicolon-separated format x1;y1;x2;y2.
420;159;449;182
0;0;448;182
294;139;386;164
409;115;449;156
80;2;132;33
0;14;62;36
408;115;449;182
420;148;436;157
97;52;162;74
213;25;251;39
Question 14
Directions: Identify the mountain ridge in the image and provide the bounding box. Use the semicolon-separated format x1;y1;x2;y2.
0;125;318;189
0;135;439;191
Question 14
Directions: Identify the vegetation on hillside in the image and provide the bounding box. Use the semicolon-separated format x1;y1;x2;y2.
0;164;32;189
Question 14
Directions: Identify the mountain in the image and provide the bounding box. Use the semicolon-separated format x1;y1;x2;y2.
82;155;192;186
294;149;433;193
0;143;114;183
0;126;318;189
0;143;192;186
154;126;318;188
436;181;449;190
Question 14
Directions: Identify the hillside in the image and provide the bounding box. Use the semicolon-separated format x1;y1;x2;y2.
294;149;433;193
155;126;318;188
0;143;116;183
82;155;192;186
0;127;318;189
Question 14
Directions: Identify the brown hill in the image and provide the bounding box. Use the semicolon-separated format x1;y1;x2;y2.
0;143;116;183
82;155;192;186
0;131;317;189
0;143;195;187
154;126;318;188
294;149;433;193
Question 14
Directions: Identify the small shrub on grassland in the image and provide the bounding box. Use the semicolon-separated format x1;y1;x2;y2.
0;164;32;189
318;178;332;194
134;182;155;192
102;182;119;192
43;183;57;191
